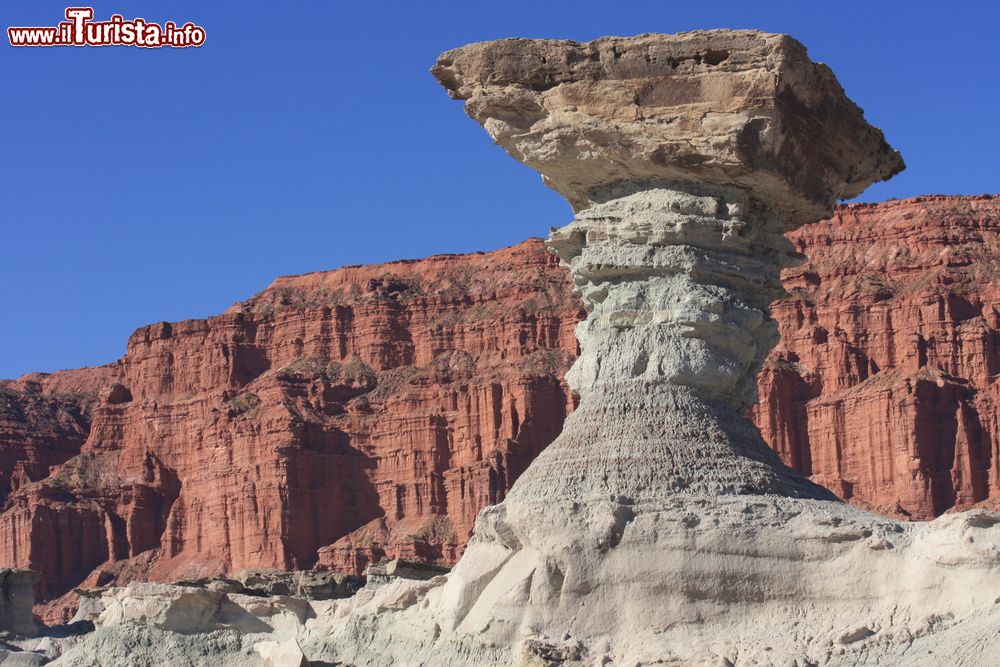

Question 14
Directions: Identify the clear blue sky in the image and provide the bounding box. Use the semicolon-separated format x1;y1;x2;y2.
2;1;998;379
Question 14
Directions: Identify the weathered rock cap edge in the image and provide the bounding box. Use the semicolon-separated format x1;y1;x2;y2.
431;30;904;226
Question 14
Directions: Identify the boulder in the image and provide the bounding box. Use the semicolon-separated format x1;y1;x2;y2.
0;571;37;638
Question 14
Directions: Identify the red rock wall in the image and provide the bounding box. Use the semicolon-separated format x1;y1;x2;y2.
3;196;1000;621
0;368;112;505
0;240;582;620
753;195;1000;519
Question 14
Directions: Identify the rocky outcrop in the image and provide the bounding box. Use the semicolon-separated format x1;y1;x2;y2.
0;240;580;622
0;368;111;507
753;194;1000;519
434;31;900;224
285;30;1000;667
0;569;39;637
222;569;363;601
55;581;315;665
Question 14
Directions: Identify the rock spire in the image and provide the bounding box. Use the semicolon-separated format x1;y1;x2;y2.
432;30;903;504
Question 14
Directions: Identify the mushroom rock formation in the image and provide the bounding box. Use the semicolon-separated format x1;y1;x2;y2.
427;30;908;506
421;33;880;526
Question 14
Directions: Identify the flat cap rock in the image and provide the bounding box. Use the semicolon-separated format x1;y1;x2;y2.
432;30;904;226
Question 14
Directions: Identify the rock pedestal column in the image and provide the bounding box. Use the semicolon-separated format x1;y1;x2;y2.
430;30;905;513
430;30;905;510
518;181;834;504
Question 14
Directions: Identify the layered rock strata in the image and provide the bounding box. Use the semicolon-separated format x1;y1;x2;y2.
0;368;110;508
288;31;1000;666
0;241;580;622
754;194;1000;519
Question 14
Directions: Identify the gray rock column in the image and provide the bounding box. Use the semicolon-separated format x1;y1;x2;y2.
517;182;833;503
432;30;904;504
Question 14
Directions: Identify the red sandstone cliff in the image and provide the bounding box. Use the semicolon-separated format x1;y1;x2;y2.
753;195;1000;519
3;195;1000;622
0;240;581;622
0;368;113;509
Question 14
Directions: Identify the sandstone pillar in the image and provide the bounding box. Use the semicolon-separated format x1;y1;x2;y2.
432;31;902;506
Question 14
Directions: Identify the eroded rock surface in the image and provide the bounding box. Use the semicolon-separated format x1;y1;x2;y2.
0;368;110;511
755;194;1000;519
51;581;314;665
289;30;1000;667
0;241;579;624
432;31;903;223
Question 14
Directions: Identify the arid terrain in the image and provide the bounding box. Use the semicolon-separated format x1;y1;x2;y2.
1;27;999;667
2;195;999;627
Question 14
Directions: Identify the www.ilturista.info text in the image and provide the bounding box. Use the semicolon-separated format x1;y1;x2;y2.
8;7;205;48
